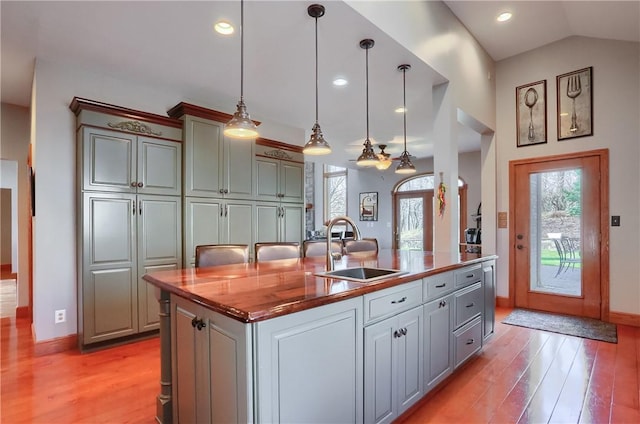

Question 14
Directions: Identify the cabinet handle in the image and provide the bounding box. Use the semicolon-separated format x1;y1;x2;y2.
435;283;446;288
439;300;447;308
466;302;475;308
132;200;136;215
391;296;407;304
393;330;400;338
225;205;228;217
220;206;223;217
130;181;137;188
466;274;474;278
224;189;229;194
139;203;142;215
191;317;205;331
466;338;475;345
219;189;225;194
137;182;143;188
400;328;407;336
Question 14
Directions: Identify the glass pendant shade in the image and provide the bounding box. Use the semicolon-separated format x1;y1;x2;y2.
395;151;416;174
225;0;259;140
303;4;331;155
224;99;259;139
395;64;416;174
357;139;379;166
376;157;393;170
304;123;331;155
356;38;379;167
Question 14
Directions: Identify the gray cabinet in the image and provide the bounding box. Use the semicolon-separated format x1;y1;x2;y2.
482;259;496;340
254;201;304;245
81;127;180;196
171;295;251;424
183;198;254;267
254;149;304;203
423;294;453;391
182;115;254;200
73;98;182;348
254;297;363;423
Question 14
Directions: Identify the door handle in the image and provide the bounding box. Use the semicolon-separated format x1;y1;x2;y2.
517;244;524;250
517;234;524;240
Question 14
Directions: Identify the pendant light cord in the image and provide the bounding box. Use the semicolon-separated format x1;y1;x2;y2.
403;67;407;153
314;14;319;124
365;46;370;141
240;0;244;101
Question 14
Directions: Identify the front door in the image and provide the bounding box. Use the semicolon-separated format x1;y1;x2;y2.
510;150;608;319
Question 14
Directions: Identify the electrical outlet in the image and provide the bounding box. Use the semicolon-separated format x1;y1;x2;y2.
55;309;66;324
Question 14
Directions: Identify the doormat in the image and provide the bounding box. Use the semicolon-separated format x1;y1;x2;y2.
503;309;617;343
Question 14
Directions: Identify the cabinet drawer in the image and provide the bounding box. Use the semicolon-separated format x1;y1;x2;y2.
454;264;482;288
423;271;454;302
454;282;483;328
363;280;422;325
454;316;482;368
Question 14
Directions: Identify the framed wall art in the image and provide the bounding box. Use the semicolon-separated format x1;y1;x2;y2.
359;192;378;221
516;80;547;147
557;66;593;140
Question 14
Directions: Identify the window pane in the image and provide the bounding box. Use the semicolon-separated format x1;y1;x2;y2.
324;166;347;222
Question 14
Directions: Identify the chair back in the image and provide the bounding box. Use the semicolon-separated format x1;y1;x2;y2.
303;240;342;258
195;244;249;267
254;242;300;262
343;238;379;255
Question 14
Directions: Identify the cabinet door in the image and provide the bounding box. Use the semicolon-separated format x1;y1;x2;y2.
137;137;181;196
482;260;496;340
224;138;254;199
254;157;280;201
139;263;177;332
424;295;453;391
183;198;223;267
82;193;137;344
397;307;423;415
281;203;303;243
183;116;224;197
82;127;136;193
223;200;254;246
279;161;304;203
364;318;396;424
255;202;279;243
256;298;363;423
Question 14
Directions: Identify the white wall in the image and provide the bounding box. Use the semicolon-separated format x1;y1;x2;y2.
495;36;640;315
1;104;30;308
31;59;304;342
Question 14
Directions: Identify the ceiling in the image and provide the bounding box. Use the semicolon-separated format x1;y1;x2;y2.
2;1;638;168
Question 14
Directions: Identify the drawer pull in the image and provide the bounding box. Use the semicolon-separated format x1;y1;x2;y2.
391;297;407;304
466;274;474;278
435;283;446;288
191;317;205;331
466;338;475;345
439;300;447;308
466;302;475;308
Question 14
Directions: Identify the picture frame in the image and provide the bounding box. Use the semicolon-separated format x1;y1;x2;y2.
359;192;378;221
516;80;547;147
557;67;593;140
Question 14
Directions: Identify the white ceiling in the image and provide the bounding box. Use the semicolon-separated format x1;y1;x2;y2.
2;1;638;167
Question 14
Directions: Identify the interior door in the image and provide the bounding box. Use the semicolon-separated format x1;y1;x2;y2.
394;193;433;251
511;153;605;319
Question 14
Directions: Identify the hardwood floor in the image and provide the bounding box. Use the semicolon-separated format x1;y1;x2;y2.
1;307;638;423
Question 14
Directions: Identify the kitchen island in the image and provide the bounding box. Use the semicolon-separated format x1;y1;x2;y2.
143;249;497;424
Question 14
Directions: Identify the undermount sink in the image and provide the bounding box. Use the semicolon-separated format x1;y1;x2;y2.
315;267;407;283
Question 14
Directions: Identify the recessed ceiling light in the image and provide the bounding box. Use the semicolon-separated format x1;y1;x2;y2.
395;107;406;113
497;12;512;22
214;20;234;35
333;78;348;87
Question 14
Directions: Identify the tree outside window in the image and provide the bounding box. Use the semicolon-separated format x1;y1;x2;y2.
323;165;347;224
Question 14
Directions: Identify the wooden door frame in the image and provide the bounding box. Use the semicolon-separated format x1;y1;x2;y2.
508;148;610;321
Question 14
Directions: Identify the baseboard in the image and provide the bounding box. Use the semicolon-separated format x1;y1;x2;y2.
15;305;29;319
33;333;78;356
496;296;511;308
608;310;640;327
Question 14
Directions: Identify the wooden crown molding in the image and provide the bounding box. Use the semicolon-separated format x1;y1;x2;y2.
167;102;261;127
256;137;303;154
69;97;183;129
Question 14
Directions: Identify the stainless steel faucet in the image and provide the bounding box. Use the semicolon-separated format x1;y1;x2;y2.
326;215;362;271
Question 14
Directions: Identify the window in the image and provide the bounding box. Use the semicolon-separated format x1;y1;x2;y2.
323;165;347;224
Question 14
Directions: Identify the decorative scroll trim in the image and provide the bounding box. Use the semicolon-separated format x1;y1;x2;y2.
263;149;293;160
108;120;162;136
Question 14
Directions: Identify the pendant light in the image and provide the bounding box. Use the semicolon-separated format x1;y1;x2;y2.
303;4;331;155
224;0;259;139
395;64;416;174
356;39;380;167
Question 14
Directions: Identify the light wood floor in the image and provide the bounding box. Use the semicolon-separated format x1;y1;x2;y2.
1;308;638;423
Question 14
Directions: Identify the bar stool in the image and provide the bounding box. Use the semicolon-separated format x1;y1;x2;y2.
302;240;343;258
195;244;249;267
343;238;378;255
254;242;300;262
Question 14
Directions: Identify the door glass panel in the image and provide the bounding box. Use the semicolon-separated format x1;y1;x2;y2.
399;197;423;250
529;169;582;296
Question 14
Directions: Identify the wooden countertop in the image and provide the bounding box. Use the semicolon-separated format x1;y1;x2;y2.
143;249;497;323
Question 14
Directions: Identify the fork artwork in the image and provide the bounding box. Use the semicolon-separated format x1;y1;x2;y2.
567;74;582;132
